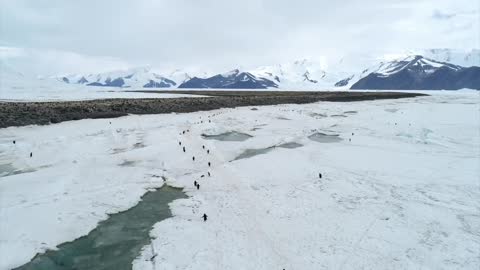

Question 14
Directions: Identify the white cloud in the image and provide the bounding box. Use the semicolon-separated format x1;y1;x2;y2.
432;10;456;20
0;47;131;76
0;0;478;75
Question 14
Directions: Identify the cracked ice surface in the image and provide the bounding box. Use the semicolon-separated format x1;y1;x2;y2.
0;91;479;270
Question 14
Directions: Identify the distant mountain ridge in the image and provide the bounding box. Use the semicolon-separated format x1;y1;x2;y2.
350;56;480;90
178;69;278;89
52;49;479;90
60;67;176;88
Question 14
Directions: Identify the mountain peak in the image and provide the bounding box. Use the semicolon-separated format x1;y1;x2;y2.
59;67;176;88
222;69;240;77
179;69;277;89
351;54;479;90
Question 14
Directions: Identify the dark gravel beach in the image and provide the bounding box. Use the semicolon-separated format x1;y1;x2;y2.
0;91;426;128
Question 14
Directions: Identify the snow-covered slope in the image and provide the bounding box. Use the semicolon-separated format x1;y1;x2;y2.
411;48;479;67
248;55;407;90
250;59;334;89
60;67;176;88
167;69;212;86
351;55;480;90
167;69;193;86
179;69;278;89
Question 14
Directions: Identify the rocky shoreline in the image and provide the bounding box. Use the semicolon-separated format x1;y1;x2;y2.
0;91;426;128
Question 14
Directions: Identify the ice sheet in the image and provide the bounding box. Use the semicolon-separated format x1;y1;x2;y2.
0;91;479;269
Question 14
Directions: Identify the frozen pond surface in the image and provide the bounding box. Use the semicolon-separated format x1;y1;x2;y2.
308;132;343;143
1;90;479;270
234;142;303;161
277;142;303;149
234;148;272;161
0;163;35;178
201;131;252;141
14;185;187;270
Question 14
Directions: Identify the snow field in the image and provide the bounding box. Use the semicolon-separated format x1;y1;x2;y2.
0;91;479;269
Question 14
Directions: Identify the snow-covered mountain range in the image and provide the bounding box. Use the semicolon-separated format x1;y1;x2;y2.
5;49;480;90
351;55;480;90
178;69;278;89
59;67;177;88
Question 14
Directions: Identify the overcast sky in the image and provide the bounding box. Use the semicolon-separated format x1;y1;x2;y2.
0;0;478;75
